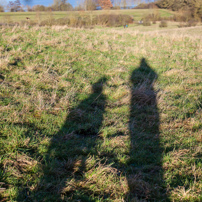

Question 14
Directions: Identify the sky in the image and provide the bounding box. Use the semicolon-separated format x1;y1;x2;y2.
2;0;152;10
2;0;78;8
22;0;78;7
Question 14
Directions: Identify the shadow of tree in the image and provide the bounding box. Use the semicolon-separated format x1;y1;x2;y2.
127;58;168;201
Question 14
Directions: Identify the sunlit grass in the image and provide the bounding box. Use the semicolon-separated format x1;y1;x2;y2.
0;24;201;201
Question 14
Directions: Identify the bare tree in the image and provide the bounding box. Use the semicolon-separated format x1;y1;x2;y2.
84;0;97;10
0;0;4;12
0;0;6;8
113;0;121;9
0;5;4;12
26;5;33;11
52;0;73;11
75;0;97;10
7;0;23;12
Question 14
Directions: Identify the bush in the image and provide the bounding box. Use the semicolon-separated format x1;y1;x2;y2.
144;13;161;21
171;11;197;22
172;14;186;22
159;20;168;28
96;14;133;27
178;22;186;28
39;14;134;28
40;18;56;26
178;20;198;28
187;20;198;27
143;20;151;26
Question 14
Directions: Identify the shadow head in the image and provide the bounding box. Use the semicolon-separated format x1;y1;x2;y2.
92;77;108;94
131;58;157;85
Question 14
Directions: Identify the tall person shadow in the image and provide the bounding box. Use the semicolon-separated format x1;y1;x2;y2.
127;58;167;200
18;77;108;202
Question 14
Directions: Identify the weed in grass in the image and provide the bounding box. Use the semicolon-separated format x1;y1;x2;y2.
159;21;168;28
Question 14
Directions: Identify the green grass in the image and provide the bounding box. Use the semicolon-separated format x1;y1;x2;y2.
0;22;202;202
0;9;175;23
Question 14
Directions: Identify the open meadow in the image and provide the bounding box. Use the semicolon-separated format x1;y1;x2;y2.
0;11;202;202
0;9;175;23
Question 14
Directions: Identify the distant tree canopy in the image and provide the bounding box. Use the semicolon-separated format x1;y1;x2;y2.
0;0;5;12
156;0;202;19
32;0;73;11
52;0;73;11
135;2;158;9
7;0;24;12
32;5;48;11
84;0;98;10
98;0;113;9
74;0;112;10
0;5;4;12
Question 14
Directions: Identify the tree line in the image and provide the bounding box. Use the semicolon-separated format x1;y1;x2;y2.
0;0;158;12
156;0;202;19
0;0;114;12
0;0;202;20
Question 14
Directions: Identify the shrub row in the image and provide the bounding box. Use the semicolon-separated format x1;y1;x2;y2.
38;14;134;27
178;20;198;28
143;11;201;23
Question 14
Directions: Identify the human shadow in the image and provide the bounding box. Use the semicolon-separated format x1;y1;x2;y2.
127;58;167;201
17;77;107;202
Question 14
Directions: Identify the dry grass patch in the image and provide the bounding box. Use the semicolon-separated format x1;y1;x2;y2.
62;163;128;200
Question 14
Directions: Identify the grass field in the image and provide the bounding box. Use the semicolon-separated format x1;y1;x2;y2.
0;9;175;23
0;15;202;202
